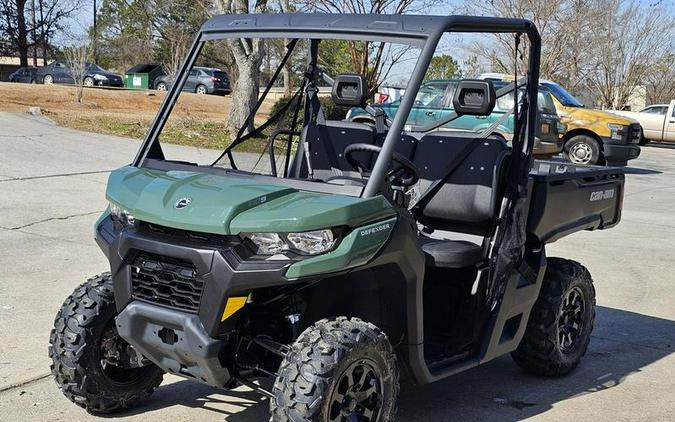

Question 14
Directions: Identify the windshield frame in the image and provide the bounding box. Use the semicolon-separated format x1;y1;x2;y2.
132;14;541;200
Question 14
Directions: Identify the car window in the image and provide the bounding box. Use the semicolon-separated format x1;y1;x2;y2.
189;70;198;76
641;106;665;114
213;71;228;80
413;82;450;108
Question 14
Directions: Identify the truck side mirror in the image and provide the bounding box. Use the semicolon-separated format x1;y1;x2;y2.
452;80;496;116
332;74;368;107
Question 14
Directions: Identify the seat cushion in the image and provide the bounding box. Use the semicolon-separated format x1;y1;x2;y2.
419;236;484;268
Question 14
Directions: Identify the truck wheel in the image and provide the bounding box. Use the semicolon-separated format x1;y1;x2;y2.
564;135;602;165
271;317;399;422
511;258;596;377
49;273;164;414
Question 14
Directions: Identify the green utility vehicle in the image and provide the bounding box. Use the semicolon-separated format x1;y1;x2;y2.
49;14;626;422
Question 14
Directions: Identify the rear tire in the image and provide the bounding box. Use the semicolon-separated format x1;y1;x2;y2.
564;135;602;165
43;74;53;84
156;81;167;91
271;317;399;422
511;258;596;377
49;273;164;414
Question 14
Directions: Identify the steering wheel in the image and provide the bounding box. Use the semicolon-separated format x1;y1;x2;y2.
343;143;419;188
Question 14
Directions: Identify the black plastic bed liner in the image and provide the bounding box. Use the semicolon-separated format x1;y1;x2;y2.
527;160;625;243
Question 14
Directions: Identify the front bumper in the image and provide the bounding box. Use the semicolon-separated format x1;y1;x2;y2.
533;136;564;156
96;216;292;385
116;301;231;385
601;138;641;165
211;87;231;95
96;79;124;87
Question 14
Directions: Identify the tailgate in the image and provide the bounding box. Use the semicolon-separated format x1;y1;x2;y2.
527;161;624;243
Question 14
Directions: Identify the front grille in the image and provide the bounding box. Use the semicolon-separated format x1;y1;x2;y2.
628;123;641;144
130;253;204;313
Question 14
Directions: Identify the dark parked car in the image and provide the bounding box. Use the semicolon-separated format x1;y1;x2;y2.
8;66;38;83
37;61;124;87
153;66;231;95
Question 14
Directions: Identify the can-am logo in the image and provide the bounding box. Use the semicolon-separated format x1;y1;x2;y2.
174;197;192;209
360;223;391;237
590;189;615;202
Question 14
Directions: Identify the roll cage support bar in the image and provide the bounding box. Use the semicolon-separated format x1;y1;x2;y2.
363;17;540;197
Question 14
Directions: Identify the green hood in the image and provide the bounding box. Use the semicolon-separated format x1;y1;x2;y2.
105;166;394;235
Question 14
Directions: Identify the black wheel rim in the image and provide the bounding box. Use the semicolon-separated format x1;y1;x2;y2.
97;322;153;386
328;359;383;422
558;287;585;353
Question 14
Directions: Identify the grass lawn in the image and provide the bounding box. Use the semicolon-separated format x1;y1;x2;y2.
0;82;275;151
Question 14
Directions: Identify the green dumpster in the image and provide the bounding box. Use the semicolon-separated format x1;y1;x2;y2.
124;64;165;90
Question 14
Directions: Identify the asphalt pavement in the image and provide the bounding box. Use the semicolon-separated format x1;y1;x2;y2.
0;112;673;421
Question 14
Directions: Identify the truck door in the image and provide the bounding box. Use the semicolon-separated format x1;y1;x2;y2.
666;102;675;142
409;81;450;128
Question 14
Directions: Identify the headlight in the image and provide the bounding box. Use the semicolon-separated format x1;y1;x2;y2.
287;230;335;255
557;122;567;133
247;233;288;255
607;123;625;141
109;201;135;225
244;229;337;256
93;74;108;81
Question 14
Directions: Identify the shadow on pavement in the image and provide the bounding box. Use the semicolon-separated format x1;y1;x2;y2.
622;166;662;175
116;306;674;421
643;142;675;150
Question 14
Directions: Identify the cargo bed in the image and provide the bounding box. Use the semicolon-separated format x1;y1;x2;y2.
527;161;624;243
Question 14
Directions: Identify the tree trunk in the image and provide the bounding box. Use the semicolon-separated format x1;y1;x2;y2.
16;0;29;67
281;0;292;96
228;55;260;134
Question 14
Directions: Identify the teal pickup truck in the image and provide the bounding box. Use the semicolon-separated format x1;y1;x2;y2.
348;79;566;156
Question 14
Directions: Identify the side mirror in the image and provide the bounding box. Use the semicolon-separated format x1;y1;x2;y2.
332;74;368;107
452;80;496;116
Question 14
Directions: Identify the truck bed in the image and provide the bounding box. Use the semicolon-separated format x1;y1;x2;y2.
527;160;624;243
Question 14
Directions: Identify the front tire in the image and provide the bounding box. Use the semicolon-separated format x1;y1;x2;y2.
49;273;164;414
271;317;399;422
43;74;53;84
195;84;207;95
564;135;602;165
83;76;94;87
511;258;596;377
155;81;167;91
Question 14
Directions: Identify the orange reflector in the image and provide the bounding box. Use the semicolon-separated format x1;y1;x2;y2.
541;123;550;134
221;296;247;321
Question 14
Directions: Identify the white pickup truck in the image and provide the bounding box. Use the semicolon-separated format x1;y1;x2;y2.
611;100;675;144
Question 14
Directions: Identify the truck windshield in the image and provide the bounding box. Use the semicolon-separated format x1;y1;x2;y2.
541;82;584;108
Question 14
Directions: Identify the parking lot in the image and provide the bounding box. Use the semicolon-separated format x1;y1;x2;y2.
0;111;673;421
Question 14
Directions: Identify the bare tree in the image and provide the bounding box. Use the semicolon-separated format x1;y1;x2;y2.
0;0;81;66
458;0;674;108
584;0;673;109
208;0;268;134
645;53;675;105
297;0;442;93
63;42;92;103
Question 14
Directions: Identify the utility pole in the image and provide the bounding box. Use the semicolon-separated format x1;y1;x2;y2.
31;0;37;67
93;0;97;63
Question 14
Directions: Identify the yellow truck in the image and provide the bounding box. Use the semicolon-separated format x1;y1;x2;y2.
481;74;642;165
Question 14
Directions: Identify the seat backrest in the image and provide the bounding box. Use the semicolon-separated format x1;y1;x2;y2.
412;133;508;236
292;120;377;180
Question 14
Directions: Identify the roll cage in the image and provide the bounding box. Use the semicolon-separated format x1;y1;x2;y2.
132;13;541;200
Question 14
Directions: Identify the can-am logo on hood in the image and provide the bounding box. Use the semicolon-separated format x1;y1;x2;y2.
175;197;192;209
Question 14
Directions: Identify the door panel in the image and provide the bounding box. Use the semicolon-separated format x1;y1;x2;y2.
665;105;675;142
